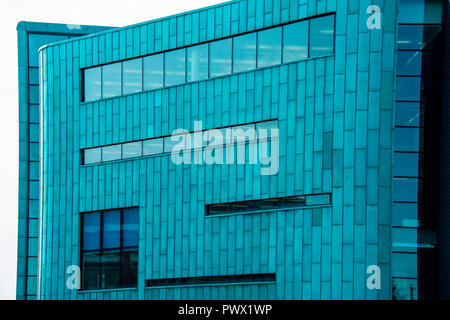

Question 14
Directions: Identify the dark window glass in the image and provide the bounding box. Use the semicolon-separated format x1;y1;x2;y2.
254;199;279;210
143;139;164;156
396;77;422;101
393;202;419;227
392;227;418;253
210;38;232;77
143;54;164;90
309;15;335;57
121;250;138;286
395;127;421;152
187;44;209;82
84;148;102;164
102;145;122;162
394;152;420;177
395;102;422;127
103;210;121;249
102;62;122;98
393;178;419;202
208;204;231;215
230;201;254;212
397;25;442;50
101;252;121;288
392;252;418;278
123;58;143;94
84;67;102;102
122;141;142;159
83;212;100;251
280;197;306;208
283;21;309;62
399;0;443;24
165;49;186;86
257;27;282;68
123;208;139;247
233;33;257;73
82;252;100;289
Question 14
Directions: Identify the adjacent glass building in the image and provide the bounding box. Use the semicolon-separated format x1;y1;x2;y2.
17;0;450;299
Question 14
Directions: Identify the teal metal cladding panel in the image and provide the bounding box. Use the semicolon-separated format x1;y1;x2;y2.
16;21;111;300
39;0;397;300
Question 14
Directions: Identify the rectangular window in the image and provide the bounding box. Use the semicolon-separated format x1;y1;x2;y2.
146;273;275;287
283;20;309;62
233;33;257;73
81;208;138;290
123;58;143;94
398;0;443;24
394;127;421;152
309;15;335;57
165;48;186;86
257;27;282;68
206;193;331;216
398;25;442;50
187;44;209;82
122;141;143;159
143;139;164;156
143;54;164;90
84;148;102;164
210;38;232;77
392;252;418;278
393;152;420;177
102;62;122;98
393;202;419;227
102;144;122;162
396;77;422;101
393;178;419;202
395;102;422;127
84;67;102;102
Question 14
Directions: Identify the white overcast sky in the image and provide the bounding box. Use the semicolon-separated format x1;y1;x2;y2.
0;0;226;300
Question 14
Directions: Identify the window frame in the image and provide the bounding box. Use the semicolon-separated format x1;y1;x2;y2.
80;207;139;291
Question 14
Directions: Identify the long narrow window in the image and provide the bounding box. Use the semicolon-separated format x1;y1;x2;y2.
82;14;336;102
81;208;139;290
206;193;331;216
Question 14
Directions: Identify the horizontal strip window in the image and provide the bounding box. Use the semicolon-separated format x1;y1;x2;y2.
82;14;335;102
146;273;275;288
82;120;278;165
206;193;331;216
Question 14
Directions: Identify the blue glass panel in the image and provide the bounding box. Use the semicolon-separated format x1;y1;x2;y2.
309;15;335;57
187;44;209;82
395;127;420;152
392;227;418;253
393;152;419;177
165;49;186;86
397;51;423;76
392;252;418;278
393;203;419;227
103;210;121;249
102;145;122;161
233;33;256;73
85;148;102;164
102;62;122;98
143;54;164;90
121;250;138;286
395;102;421;127
393;178;419;202
84;67;102;102
399;0;443;24
143;139;164;155
122;141;142;159
283;20;309;62
257;27;282;68
210;38;232;77
396;77;422;101
123;208;138;247
398;25;442;50
83;212;100;251
123;58;142;94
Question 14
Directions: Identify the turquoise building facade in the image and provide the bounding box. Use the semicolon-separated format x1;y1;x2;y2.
22;0;449;299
